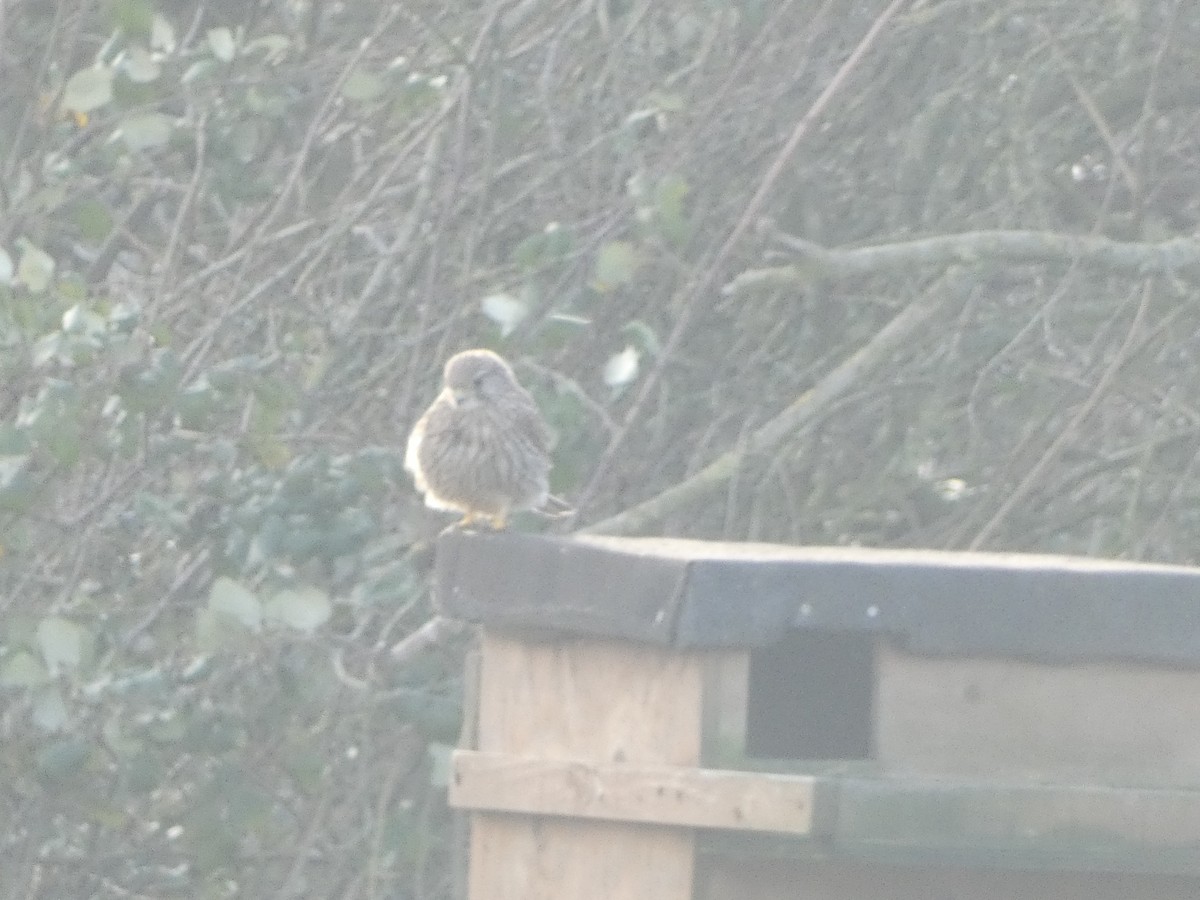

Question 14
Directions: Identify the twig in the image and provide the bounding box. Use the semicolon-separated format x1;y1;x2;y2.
1037;21;1139;198
571;0;911;520
388;615;468;663
244;6;402;252
724;230;1200;295
581;280;951;536
156;109;208;299
968;278;1155;549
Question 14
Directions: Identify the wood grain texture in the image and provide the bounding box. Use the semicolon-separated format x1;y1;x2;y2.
452;749;814;833
833;775;1200;863
700;857;1200;900
875;641;1200;780
466;633;705;900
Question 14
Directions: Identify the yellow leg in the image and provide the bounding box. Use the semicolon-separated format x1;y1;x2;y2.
451;510;507;530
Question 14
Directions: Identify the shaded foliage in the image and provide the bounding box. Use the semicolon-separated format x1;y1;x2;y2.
1;0;1200;895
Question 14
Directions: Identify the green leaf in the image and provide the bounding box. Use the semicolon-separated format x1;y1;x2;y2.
150;15;176;53
512;233;547;271
230;120;260;164
321;507;376;557
123;750;166;793
61;303;105;336
57;274;88;304
537;312;593;351
120;346;181;412
0;455;35;513
207;577;262;632
247;413;291;470
653;173;692;247
342;68;386;102
31;332;64;367
480;292;528;337
103;716;145;758
175;382;218;429
603;345;640;389
626;169;649;201
121;45;161;83
541;221;573;260
108;301;140;332
244;34;292;63
19;382;83;466
110;0;155;37
116;112;173;151
72;198;114;243
0;650;50;688
621;319;662;357
181;58;220;85
16;241;55;293
264;587;332;634
512;225;573;273
36;616;89;674
245;86;288;118
592;241;639;292
36;737;92;781
207;27;236;62
62;67;115;114
32;687;70;732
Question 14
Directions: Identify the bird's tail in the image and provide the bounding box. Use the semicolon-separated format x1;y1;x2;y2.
533;494;575;520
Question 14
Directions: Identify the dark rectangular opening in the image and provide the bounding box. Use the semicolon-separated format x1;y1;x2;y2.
745;630;874;760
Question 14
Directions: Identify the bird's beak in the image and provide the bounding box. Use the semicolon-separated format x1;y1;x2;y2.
447;388;470;407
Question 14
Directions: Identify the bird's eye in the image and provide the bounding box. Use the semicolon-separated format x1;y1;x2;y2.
473;373;487;388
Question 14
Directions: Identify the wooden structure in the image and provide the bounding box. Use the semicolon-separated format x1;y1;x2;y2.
439;532;1200;899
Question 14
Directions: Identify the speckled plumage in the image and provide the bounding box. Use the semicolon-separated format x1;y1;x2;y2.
405;349;551;528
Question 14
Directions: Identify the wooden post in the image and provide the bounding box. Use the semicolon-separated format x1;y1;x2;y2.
463;632;704;900
439;532;1200;896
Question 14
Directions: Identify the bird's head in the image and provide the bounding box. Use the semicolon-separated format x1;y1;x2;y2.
442;349;519;407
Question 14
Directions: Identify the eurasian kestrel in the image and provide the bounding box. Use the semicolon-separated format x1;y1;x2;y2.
405;349;552;529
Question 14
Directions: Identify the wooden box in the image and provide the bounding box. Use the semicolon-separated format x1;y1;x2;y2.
438;533;1200;899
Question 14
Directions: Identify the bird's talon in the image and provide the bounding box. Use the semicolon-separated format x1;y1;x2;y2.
441;512;507;533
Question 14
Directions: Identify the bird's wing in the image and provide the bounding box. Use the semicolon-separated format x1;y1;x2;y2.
403;411;430;493
513;390;554;459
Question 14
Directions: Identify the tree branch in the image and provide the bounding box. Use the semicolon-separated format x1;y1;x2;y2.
725;230;1200;296
580;276;963;536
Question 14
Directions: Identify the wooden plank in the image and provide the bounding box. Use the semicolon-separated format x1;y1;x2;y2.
475;632;704;760
437;531;1200;664
835;775;1200;864
701;651;750;764
466;633;705;900
471;815;695;900
695;773;1200;874
700;858;1200;900
451;749;815;834
875;641;1200;780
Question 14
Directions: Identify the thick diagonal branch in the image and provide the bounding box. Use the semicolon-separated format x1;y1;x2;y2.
725;231;1200;296
580;287;948;536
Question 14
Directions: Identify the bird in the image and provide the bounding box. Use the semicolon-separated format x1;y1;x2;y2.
405;349;552;530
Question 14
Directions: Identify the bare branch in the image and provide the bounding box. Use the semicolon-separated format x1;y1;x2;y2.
725;231;1200;297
